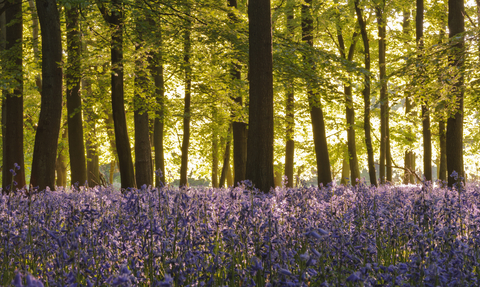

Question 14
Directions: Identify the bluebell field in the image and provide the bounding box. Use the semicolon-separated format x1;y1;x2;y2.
1;180;480;286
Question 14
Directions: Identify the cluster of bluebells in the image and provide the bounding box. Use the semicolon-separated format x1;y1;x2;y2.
1;180;480;286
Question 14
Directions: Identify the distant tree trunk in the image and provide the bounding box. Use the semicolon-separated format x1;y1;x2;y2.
66;5;87;187
402;10;415;184
302;0;332;187
337;26;360;185
220;125;232;187
355;0;377;186
227;164;233;187
284;0;295;188
134;45;153;187
245;0;275;192
179;13;192;188
439;120;447;182
149;49;166;187
416;0;431;182
447;0;464;187
83;78;100;187
340;147;350;185
212;129;219;188
2;0;25;192
30;0;63;191
97;0;136;189
376;4;391;183
227;0;247;186
55;127;67;187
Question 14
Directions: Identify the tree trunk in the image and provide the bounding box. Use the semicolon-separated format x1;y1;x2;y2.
439;120;447;182
97;0;136;189
245;0;275;192
376;4;390;183
302;0;332;187
212;129;219;188
148;52;166;188
227;0;247;186
340;147;350;185
447;0;464;187
355;0;377;186
179;13;192;188
55;127;67;188
337;26;360;185
66;5;87;187
220;125;232;187
2;0;25;192
30;0;63;191
227;164;233;187
134;45;153;187
284;0;295;188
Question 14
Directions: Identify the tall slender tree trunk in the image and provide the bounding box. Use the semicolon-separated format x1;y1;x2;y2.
376;4;390;183
148;44;166;187
302;0;332;187
83;77;100;187
179;12;192;188
416;0;432;182
55;127;67;187
97;0;136;189
402;10;415;184
284;0;295;188
212;128;219;188
340;146;350;185
447;0;464;187
355;0;377;186
134;45;153;187
439;120;447;182
245;0;275;192
2;0;25;192
227;0;247;186
66;5;87;187
220;125;232;187
30;0;63;191
337;26;360;185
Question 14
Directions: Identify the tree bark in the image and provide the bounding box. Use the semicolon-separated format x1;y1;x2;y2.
284;0;295;188
66;5;87;187
340;147;350;185
83;78;100;187
220;125;232;187
212;129;219;188
97;0;136;189
439;120;447;182
179;13;192;188
134;46;153;187
245;0;275;192
376;4;390;183
337;26;360;185
447;0;464;187
302;0;332;187
30;0;63;191
355;0;377;186
2;0;25;192
227;0;247;186
55;127;67;187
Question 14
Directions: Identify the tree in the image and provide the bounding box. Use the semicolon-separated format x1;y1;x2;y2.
2;0;25;192
30;0;63;191
66;4;87;187
97;0;136;189
302;0;332;187
134;10;153;187
446;0;464;187
355;0;377;186
227;0;247;186
284;0;295;188
245;0;275;192
179;7;192;188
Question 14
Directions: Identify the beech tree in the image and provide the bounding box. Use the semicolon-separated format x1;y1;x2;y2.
245;0;275;192
30;0;63;191
2;0;25;192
